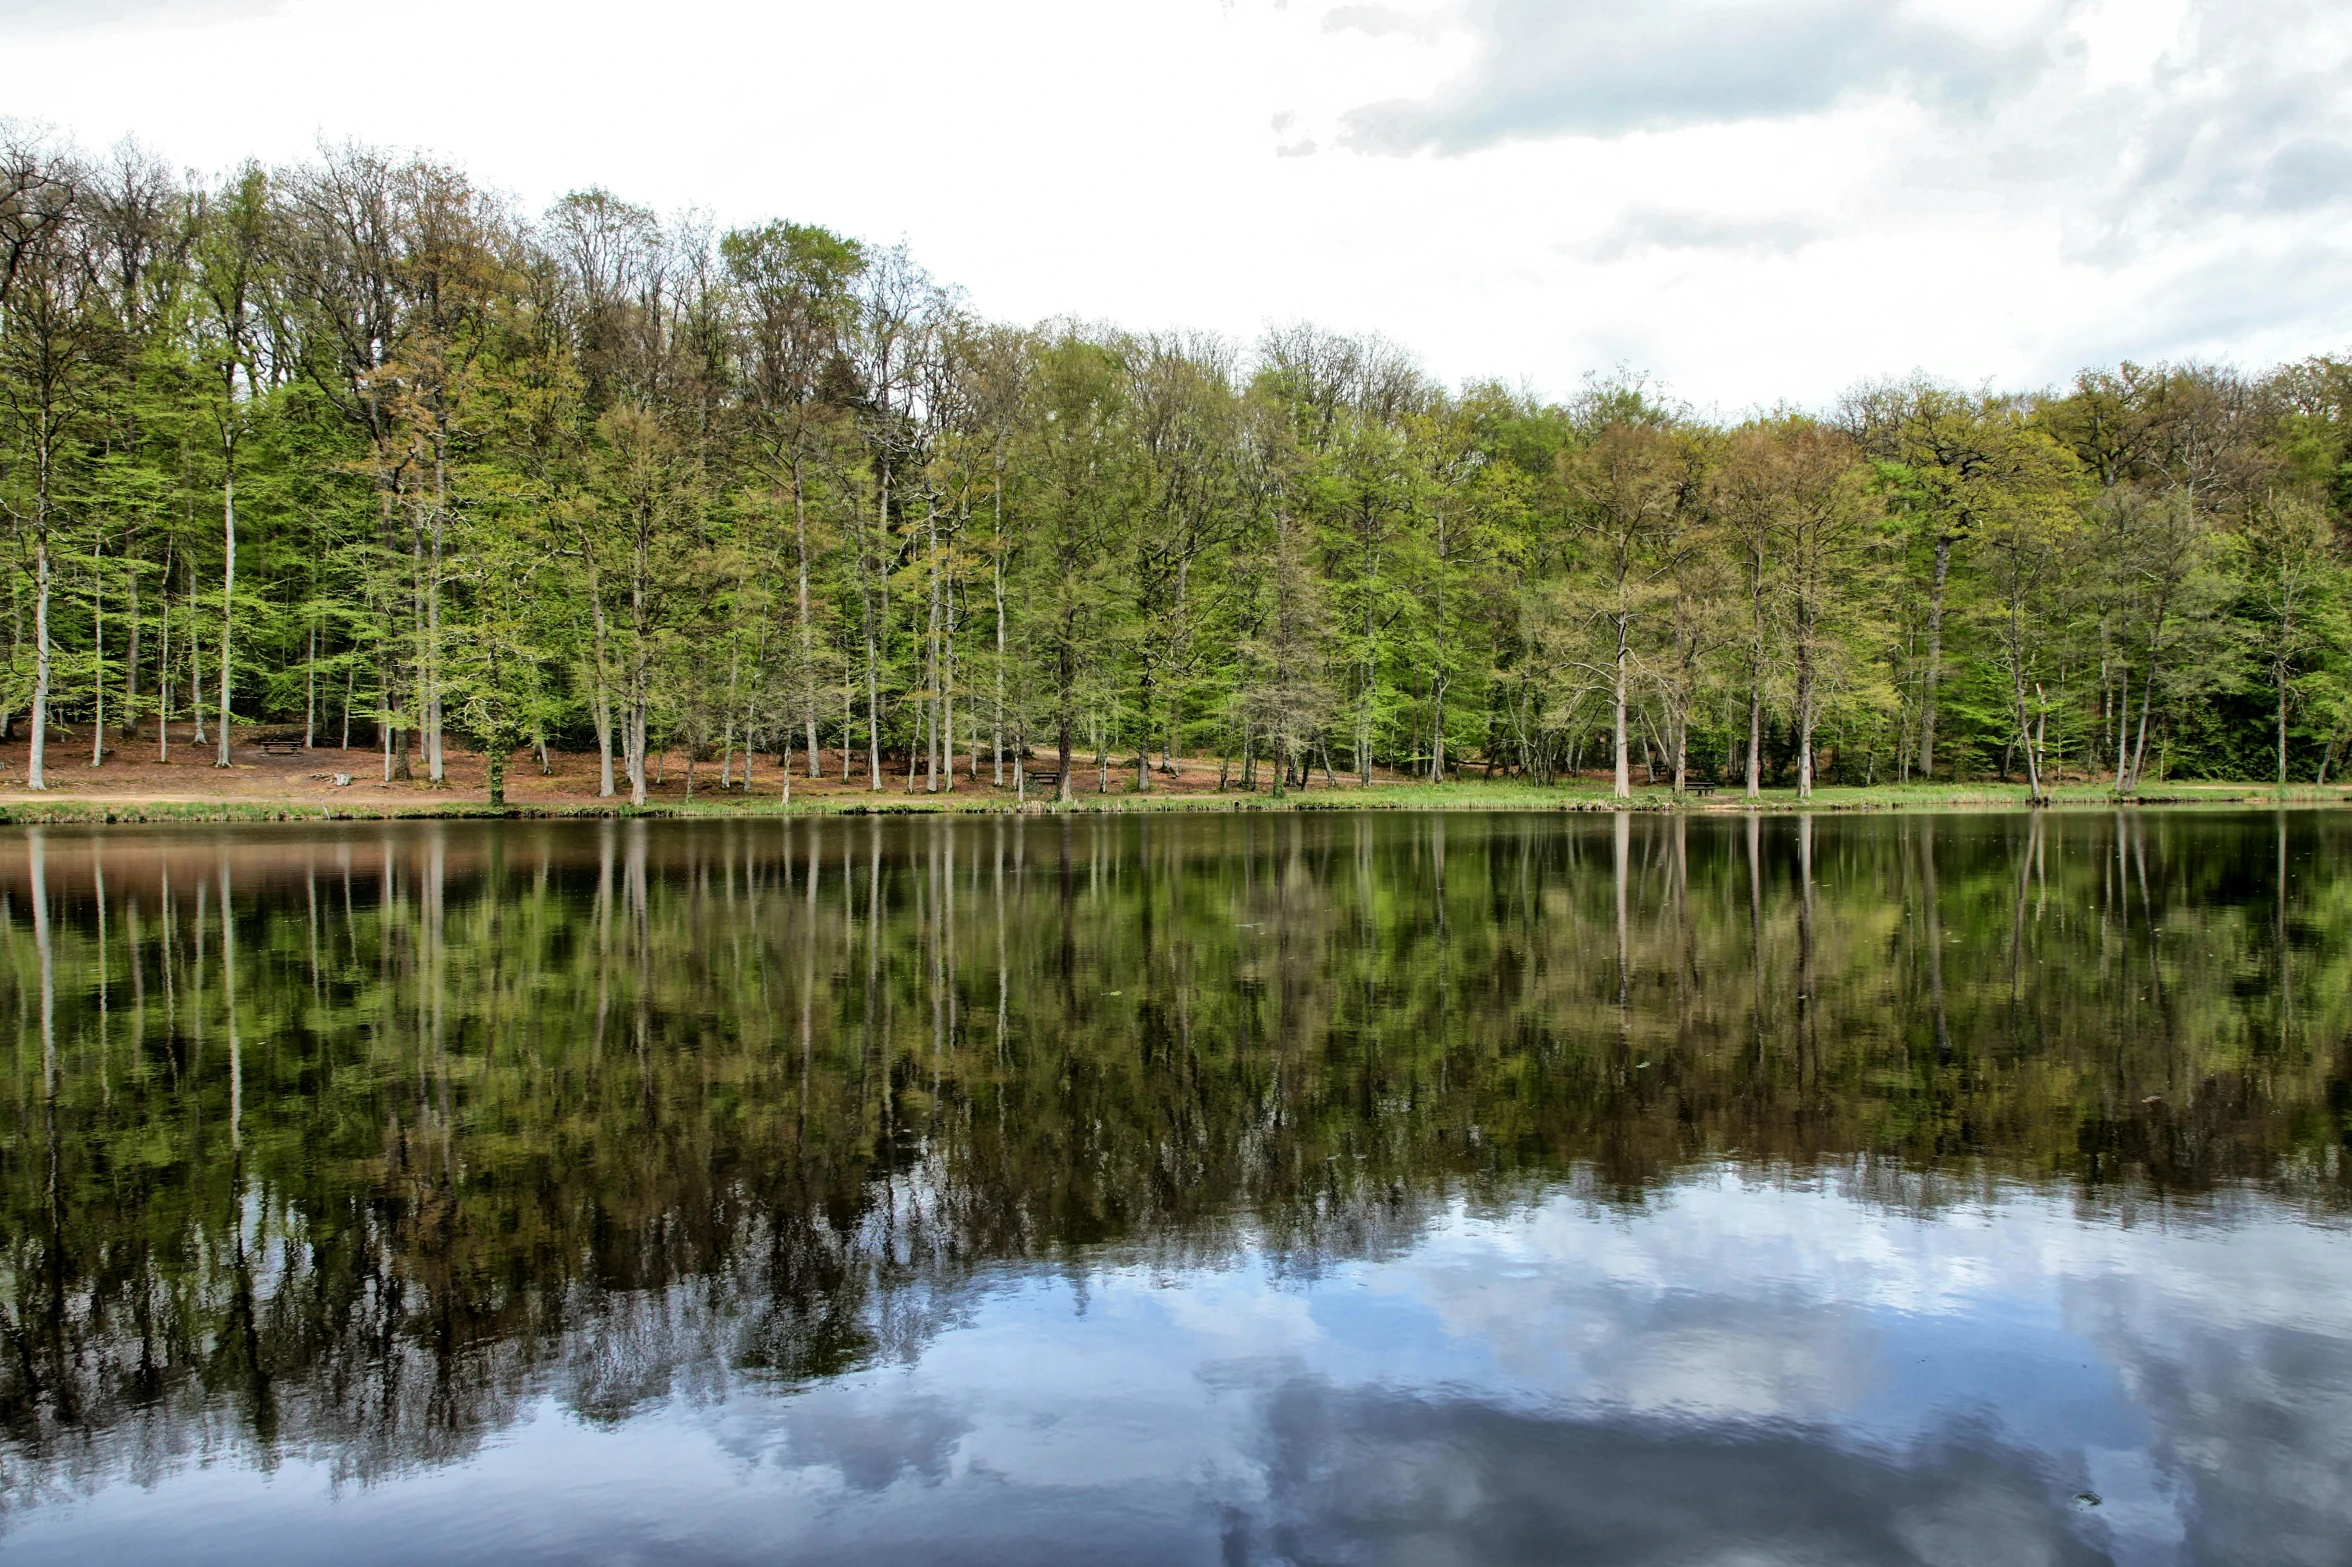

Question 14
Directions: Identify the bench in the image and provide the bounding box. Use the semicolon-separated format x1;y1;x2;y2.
1686;778;1718;798
258;739;306;757
1026;769;1062;791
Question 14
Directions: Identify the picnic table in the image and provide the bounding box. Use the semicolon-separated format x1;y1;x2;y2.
258;738;306;757
1025;768;1062;791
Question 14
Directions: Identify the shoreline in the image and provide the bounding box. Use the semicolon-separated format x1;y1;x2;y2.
0;780;2343;825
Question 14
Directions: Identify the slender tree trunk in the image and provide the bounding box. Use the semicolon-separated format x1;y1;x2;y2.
2114;657;2130;789
992;548;1006;786
2123;611;2165;796
28;490;51;792
1136;672;1154;795
394;484;422;783
1795;580;1818;799
795;465;820;777
868;465;888;791
1056;624;1076;803
190;559;205;746
629;691;648;807
937;523;952;791
156;542;172;763
865;611;883;791
2277;651;2290;787
122;524;141;739
1918;531;1952;778
426;428;447;784
2128;660;2157;795
2034;687;2048;785
1746;588;1764;798
89;530;104;767
216;441;235;767
1429;527;1448;783
588;574;616;797
1611;614;1631;800
926;505;941;794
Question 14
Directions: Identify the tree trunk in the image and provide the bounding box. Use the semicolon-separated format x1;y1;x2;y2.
192;567;207;747
1056;620;1076;803
865;616;883;791
216;446;235;768
305;619;318;749
795;465;821;777
1796;603;1817;800
868;465;888;792
992;547;1006;786
2123;614;2165;796
426;429;446;784
925;507;941;794
589;576;616;797
1917;531;1952;778
156;544;172;763
27;502;51;792
89;530;104;767
2113;658;2129;790
2277;654;2290;787
1611;614;1631;800
628;695;649;807
121;525;141;739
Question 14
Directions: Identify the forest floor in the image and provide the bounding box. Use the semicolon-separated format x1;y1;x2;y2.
0;724;2341;822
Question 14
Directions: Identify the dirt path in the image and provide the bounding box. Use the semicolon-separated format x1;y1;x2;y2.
0;726;1401;811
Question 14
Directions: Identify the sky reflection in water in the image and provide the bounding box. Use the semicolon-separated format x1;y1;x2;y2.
1;812;2347;1565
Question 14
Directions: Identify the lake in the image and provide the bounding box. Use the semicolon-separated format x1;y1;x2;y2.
0;810;2346;1566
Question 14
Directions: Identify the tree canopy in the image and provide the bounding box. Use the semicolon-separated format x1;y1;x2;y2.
5;130;2351;802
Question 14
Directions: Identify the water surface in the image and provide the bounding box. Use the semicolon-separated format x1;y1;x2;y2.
1;811;2347;1565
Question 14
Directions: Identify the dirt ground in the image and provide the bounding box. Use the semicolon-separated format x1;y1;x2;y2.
0;723;1411;809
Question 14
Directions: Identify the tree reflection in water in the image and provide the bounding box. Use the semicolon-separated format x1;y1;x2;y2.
0;811;2345;1552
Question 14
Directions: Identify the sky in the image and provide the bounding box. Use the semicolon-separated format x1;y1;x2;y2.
5;0;2350;412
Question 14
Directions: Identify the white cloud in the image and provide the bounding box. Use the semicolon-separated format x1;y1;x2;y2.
2;0;2346;408
1330;0;2069;152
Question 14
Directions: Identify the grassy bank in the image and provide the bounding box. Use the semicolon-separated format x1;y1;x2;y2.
0;777;2345;826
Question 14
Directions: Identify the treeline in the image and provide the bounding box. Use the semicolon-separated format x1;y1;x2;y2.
4;132;2351;803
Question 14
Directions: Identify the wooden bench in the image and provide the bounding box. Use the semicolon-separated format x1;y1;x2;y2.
1025;769;1062;792
1686;778;1718;798
258;739;306;757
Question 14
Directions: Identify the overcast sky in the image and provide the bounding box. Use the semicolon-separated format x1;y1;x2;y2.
6;0;2349;410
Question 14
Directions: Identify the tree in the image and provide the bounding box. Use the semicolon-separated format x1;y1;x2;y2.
1965;424;2079;802
0;153;106;790
1020;331;1130;800
1557;414;1694;799
2241;491;2342;785
722;219;863;778
189;162;271;767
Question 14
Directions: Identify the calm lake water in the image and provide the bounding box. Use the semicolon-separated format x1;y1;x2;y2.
0;810;2347;1566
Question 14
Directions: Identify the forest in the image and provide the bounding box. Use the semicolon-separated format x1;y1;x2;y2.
4;131;2352;804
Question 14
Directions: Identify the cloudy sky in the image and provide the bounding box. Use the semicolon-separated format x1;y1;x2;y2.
6;0;2350;410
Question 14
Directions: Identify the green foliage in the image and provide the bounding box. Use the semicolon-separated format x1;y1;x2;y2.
3;134;2351;797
